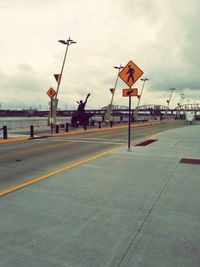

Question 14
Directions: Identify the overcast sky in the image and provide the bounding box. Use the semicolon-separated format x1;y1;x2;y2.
0;0;200;110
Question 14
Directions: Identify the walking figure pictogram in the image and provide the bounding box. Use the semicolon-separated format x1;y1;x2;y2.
126;65;135;83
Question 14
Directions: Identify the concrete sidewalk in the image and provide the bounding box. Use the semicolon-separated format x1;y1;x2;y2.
0;125;200;266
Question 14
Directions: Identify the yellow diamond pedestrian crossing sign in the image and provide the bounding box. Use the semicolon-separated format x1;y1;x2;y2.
118;60;144;87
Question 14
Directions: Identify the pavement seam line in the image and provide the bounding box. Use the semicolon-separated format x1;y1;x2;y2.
0;147;119;197
117;160;180;266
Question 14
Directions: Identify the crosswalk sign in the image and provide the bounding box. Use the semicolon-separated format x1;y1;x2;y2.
118;60;144;87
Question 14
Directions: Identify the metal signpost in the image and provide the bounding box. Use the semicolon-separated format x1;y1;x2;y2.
118;60;144;150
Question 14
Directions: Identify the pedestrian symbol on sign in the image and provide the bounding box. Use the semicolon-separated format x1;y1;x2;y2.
126;65;135;84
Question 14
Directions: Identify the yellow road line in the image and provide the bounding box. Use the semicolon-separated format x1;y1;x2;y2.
0;137;28;144
0;147;119;197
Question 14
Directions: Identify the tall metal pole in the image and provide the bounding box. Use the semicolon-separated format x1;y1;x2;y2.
56;42;69;98
167;88;175;108
50;98;53;134
105;65;123;122
135;77;148;120
53;37;76;125
177;93;184;119
128;88;132;151
179;93;185;106
166;88;175;117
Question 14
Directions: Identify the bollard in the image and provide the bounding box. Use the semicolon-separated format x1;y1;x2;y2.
65;123;69;132
30;125;34;138
51;124;53;134
84;124;87;130
56;125;59;133
110;121;113;128
3;126;7;139
98;121;101;129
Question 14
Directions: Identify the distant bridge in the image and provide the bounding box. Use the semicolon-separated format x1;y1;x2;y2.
1;103;200;117
175;103;200;111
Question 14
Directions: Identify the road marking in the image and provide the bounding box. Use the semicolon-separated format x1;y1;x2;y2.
55;137;126;142
0;147;119;197
51;138;125;145
0;137;28;144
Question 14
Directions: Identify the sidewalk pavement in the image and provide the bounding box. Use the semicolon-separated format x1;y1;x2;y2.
0;125;200;266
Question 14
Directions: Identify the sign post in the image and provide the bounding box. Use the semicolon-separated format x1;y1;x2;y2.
128;88;132;150
119;60;144;150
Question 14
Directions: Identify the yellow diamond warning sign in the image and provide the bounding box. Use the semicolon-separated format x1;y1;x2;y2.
118;60;144;87
47;87;56;98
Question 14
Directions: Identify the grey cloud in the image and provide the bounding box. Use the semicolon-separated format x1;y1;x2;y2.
0;65;49;109
1;0;200;109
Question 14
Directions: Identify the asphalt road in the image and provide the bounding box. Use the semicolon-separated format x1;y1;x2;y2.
0;120;186;192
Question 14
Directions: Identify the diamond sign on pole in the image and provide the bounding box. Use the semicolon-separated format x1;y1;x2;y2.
47;87;56;99
118;60;144;151
118;60;144;87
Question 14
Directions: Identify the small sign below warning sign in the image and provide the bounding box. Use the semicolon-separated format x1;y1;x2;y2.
122;88;138;97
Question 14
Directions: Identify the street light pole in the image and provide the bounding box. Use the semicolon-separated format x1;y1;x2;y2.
179;93;185;110
135;77;149;120
179;93;185;106
167;88;175;108
166;88;175;117
56;37;76;97
105;65;123;123
177;93;185;119
52;37;76;125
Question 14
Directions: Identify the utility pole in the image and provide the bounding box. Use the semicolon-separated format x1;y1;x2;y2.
176;93;184;119
104;65;123;123
134;77;149;120
166;88;175;117
52;37;76;125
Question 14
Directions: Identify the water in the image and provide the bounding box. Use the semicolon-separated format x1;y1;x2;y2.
0;117;72;130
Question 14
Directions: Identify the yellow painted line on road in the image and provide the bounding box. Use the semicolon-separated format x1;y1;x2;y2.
0;147;119;197
0;137;29;144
